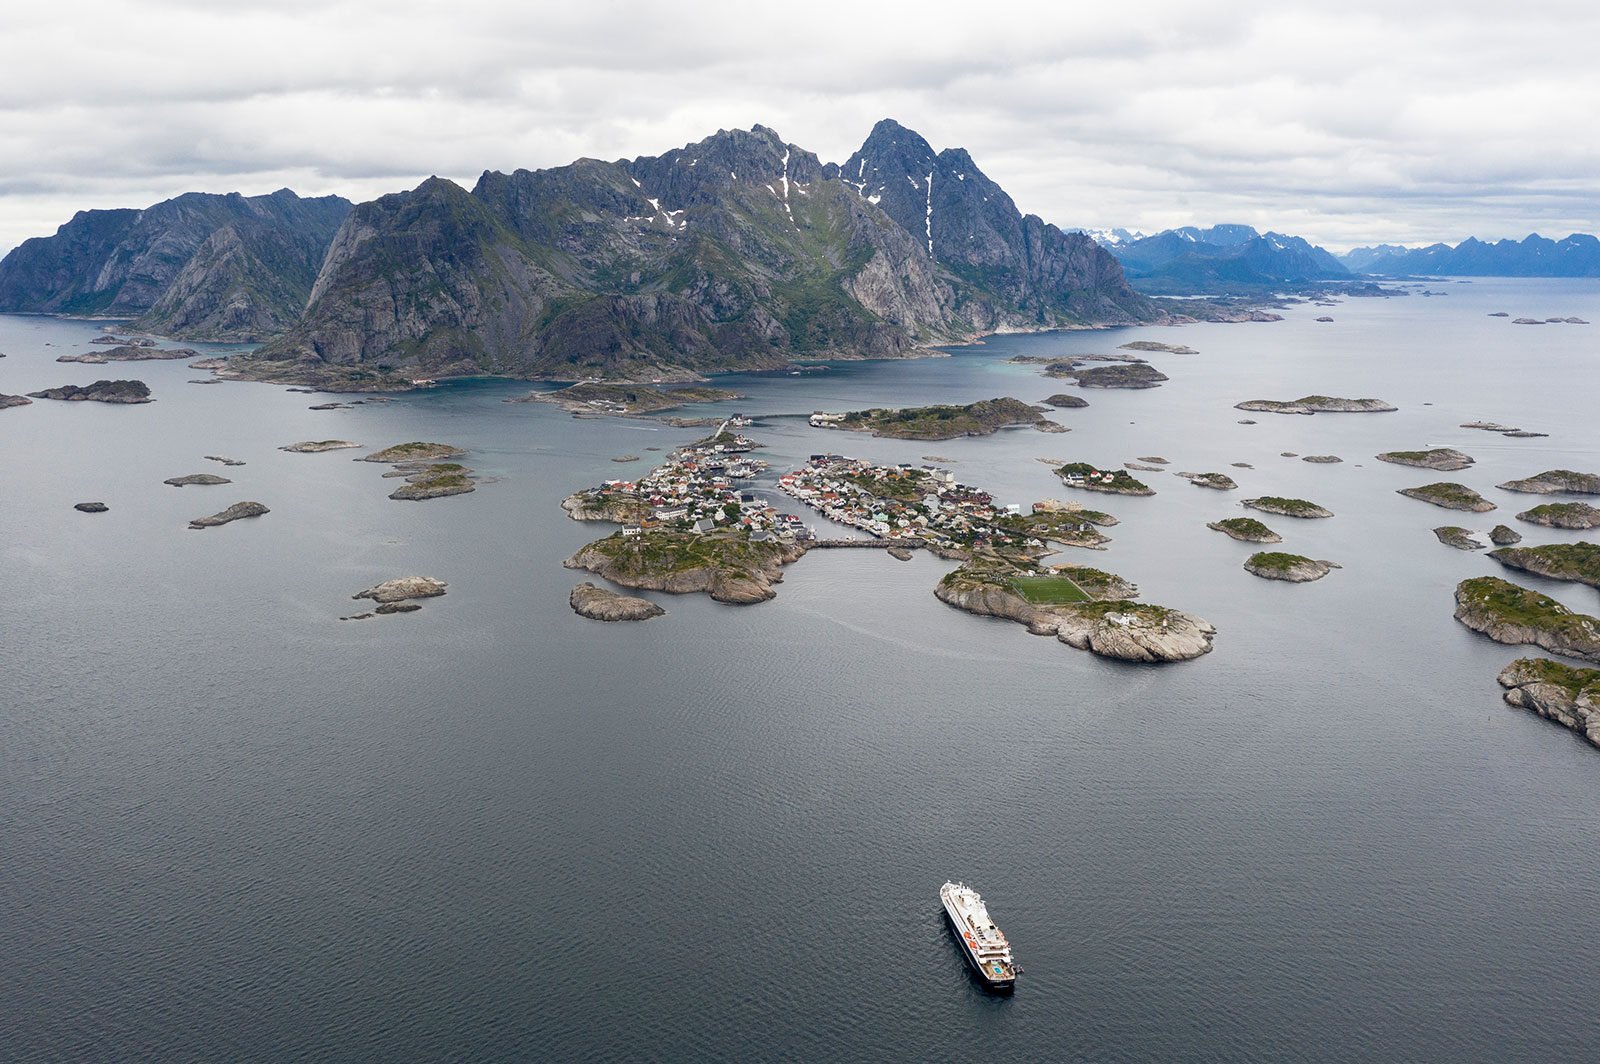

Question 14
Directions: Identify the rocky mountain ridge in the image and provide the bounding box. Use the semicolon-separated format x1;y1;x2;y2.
1106;224;1350;292
0;189;351;341
1343;233;1600;277
240;121;1158;385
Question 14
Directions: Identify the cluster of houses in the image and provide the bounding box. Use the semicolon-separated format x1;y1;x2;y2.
599;432;812;542
778;456;1049;551
1062;467;1123;487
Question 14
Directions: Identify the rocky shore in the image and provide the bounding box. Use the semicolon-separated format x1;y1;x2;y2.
1207;517;1281;542
512;382;742;415
1497;658;1600;749
280;440;362;453
933;562;1214;662
569;582;666;621
562;489;651;524
817;397;1048;440
1119;341;1196;354
164;473;232;487
1454;576;1600;663
1057;463;1155;496
1;393;32;410
27;379;152;404
56;345;196;364
1242;496;1333;518
354;576;448;603
362;442;465;464
189;501;269;529
1517;503;1600;529
1048;362;1168;389
343;576;448;619
1244;552;1333;581
1433;526;1485;551
1489;543;1600;588
1489;524;1523;545
1179;472;1237;490
389;464;476;500
564;531;805;605
1236;396;1396;415
1497;470;1600;495
1376;448;1474;471
1397;482;1496;512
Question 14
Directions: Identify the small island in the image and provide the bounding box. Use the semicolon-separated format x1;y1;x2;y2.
361;441;466;464
1496;470;1600;496
569;582;666;621
1397;482;1496;512
1057;463;1154;496
1236;396;1397;415
1517;503;1600;529
1;393;34;410
343;576;447;618
56;345;196;364
934;554;1214;662
280;440;363;453
1489;543;1600;589
164;473;232;487
27;379;152;404
1119;341;1196;354
1489;524;1522;545
1302;455;1342;464
189;501;269;529
360;442;476;500
1048;363;1168;389
390;463;476;501
1244;552;1332;582
75;501;109;513
1178;472;1238;490
1376;448;1474;471
810;397;1048;440
513;382;742;416
1434;526;1485;551
1208;517;1281;543
1497;658;1600;749
1041;394;1089;409
566;529;803;604
1242;496;1332;519
1454;576;1600;664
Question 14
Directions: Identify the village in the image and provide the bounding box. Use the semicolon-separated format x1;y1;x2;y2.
583;426;811;544
572;424;1113;562
777;455;1106;554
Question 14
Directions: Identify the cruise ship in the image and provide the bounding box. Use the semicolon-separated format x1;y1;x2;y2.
940;881;1018;990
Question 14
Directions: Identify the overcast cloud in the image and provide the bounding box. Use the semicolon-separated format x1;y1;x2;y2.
3;0;1597;255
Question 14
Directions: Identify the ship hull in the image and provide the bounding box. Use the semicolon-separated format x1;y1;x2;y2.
941;906;1016;992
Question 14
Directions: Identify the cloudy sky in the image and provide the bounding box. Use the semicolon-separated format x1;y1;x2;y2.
4;0;1596;255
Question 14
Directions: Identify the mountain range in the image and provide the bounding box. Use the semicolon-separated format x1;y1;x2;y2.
0;190;351;342
1340;234;1600;277
1092;225;1350;292
0;120;1159;386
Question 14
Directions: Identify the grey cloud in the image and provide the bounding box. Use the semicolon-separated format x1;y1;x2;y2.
2;0;1598;254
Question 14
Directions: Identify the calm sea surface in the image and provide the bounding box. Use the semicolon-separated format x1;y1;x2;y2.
4;279;1600;1062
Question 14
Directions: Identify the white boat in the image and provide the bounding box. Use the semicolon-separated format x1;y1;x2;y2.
940;881;1018;990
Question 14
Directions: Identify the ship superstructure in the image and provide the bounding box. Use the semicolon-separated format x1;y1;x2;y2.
939;881;1018;990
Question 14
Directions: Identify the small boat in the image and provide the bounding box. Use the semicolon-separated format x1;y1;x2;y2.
940;881;1018;990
